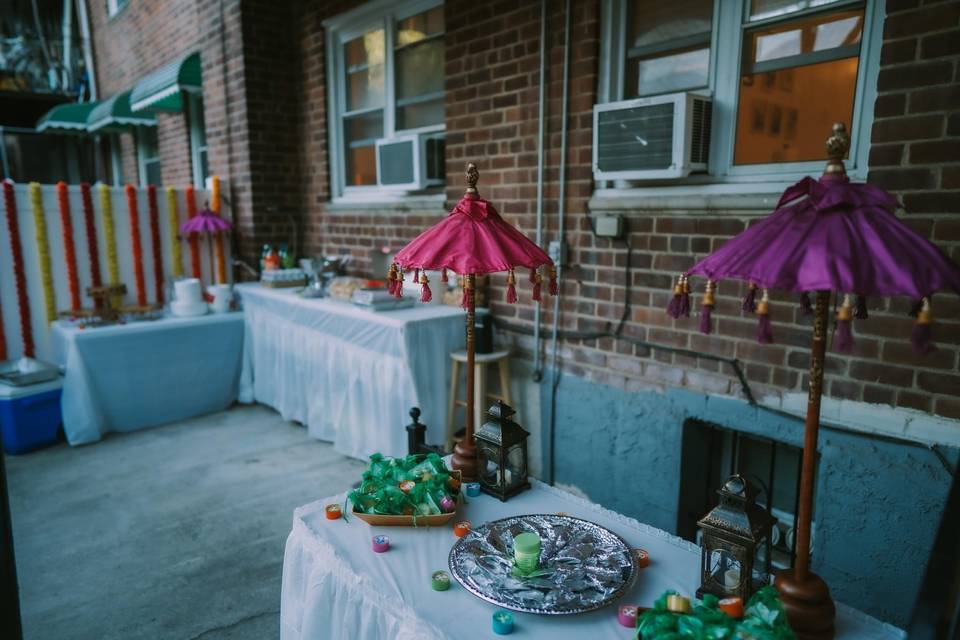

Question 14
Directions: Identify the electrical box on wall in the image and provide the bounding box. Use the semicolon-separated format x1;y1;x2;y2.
593;215;623;239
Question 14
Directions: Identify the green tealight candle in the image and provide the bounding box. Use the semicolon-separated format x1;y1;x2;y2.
513;532;541;574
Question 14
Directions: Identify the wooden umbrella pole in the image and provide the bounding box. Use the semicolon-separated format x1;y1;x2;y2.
775;289;835;639
452;273;479;482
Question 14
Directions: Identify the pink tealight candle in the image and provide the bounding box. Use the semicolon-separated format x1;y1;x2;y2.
618;604;639;628
372;535;391;553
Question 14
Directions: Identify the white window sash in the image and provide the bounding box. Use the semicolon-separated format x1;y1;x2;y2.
188;93;208;189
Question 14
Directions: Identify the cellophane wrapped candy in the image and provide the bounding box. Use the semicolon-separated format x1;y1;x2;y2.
348;453;456;517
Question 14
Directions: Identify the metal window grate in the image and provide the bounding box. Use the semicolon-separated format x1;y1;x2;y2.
690;98;712;165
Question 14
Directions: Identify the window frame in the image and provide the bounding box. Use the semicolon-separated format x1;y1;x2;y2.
324;0;446;203
597;0;884;189
187;92;209;189
135;126;161;187
107;0;130;18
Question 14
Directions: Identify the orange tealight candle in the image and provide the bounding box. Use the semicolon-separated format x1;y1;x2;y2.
325;504;342;520
399;480;416;494
718;596;744;619
453;521;471;537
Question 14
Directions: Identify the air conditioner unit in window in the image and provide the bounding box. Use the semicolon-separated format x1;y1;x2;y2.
593;91;712;181
376;132;445;190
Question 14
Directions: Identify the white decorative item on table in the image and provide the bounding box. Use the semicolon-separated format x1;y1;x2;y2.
261;268;307;288
170;278;208;317
207;284;234;313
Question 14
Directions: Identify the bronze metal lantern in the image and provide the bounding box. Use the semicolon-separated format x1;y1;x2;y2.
697;475;777;603
475;401;531;501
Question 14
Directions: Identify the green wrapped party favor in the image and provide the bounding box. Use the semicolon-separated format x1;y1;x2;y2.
347;453;457;518
637;588;795;640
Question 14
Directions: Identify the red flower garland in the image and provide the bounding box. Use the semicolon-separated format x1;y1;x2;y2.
125;185;147;306
147;185;164;304
185;185;202;280
80;183;103;309
57;182;82;312
3;180;34;357
0;299;6;361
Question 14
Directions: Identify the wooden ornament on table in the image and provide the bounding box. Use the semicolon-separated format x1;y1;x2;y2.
61;284;160;327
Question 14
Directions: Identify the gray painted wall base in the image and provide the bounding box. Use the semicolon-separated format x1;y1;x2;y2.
534;369;956;627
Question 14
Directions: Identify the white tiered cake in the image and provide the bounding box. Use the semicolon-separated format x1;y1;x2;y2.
170;278;208;317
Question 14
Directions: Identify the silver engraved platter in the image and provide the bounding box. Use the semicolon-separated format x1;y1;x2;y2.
448;514;638;615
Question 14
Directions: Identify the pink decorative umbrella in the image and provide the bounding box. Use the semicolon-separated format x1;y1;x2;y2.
670;124;960;639
180;205;232;286
392;163;556;482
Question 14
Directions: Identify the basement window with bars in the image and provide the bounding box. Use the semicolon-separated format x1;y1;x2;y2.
596;0;884;186
324;0;446;201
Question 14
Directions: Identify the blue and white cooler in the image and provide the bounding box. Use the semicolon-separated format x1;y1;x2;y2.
0;360;63;454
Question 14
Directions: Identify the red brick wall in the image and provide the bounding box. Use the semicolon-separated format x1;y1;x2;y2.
293;0;959;419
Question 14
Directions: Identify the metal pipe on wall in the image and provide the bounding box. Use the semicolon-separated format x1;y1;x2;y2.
532;0;548;382
547;0;572;486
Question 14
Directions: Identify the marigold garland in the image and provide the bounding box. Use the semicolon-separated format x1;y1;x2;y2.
125;185;147;306
166;187;183;278
185;185;202;280
0;299;6;361
80;183;103;308
98;183;121;305
29;182;57;324
4;180;34;357
147;185;164;303
211;176;227;284
57;182;82;312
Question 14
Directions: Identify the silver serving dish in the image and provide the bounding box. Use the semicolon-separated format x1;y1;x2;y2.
0;357;61;386
448;514;638;615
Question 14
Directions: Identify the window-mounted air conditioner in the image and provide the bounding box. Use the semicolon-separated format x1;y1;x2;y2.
376;132;445;190
592;91;712;181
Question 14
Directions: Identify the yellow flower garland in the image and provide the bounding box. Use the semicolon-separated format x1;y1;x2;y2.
166;187;183;279
98;184;120;305
29;182;57;324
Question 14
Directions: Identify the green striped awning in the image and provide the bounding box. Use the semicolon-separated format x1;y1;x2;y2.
130;52;202;112
36;101;99;133
87;90;156;132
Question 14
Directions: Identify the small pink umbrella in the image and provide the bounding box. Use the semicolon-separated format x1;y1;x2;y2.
392;163;556;482
180;205;232;286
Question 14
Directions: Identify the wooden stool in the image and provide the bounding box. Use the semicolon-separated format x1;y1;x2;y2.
447;350;512;450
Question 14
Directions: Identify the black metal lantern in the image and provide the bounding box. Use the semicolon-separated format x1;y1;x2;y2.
697;475;776;602
475;401;530;501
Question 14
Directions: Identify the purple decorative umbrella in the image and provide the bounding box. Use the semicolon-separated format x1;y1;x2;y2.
669;124;960;639
180;206;232;286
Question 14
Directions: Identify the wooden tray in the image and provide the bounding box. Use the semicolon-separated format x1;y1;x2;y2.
351;472;462;527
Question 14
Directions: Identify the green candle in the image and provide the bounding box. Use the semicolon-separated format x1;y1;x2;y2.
513;532;541;573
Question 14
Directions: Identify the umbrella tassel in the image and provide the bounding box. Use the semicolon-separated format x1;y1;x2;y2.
549;266;558;296
441;268;449;283
506;270;517;304
699;280;715;335
909;298;924;317
420;272;432;303
799;291;813;316
413;268;420;286
855;295;869;320
912;297;936;355
756;289;774;344
529;268;538;284
387;264;397;296
396;269;404;299
532;273;542;302
680;275;691;318
835;294;854;354
742;282;758;313
667;275;684;319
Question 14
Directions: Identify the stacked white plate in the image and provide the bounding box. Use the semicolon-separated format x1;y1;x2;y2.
170;279;208;317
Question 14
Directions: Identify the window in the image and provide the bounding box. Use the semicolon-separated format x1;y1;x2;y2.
107;0;129;18
136;127;161;186
188;93;209;188
325;0;445;199
598;0;882;184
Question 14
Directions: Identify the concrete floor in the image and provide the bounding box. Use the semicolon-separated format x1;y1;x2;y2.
6;404;364;640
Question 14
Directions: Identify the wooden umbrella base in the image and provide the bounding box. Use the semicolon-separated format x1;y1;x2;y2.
451;439;478;483
774;568;836;639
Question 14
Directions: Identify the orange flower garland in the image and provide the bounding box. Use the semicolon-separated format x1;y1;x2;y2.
211;176;227;284
147;185;164;304
185;185;202;280
80;183;103;309
3;179;34;357
125;184;147;306
0;299;6;361
57;182;82;312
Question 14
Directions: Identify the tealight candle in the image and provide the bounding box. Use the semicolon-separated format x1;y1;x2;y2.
465;482;481;497
325;504;342;520
513;532;541;574
633;548;650;568
439;495;456;512
372;535;391;553
431;570;451;591
666;594;692;614
724;568;741;590
453;521;471;538
492;610;514;635
399;480;416;493
718;596;744;619
618;604;639;628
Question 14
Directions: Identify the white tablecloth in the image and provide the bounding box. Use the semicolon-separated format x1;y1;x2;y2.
237;284;465;460
52;313;244;445
280;480;905;640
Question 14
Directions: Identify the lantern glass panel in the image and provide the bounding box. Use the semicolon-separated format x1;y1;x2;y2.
505;443;526;490
707;545;744;595
478;440;502;487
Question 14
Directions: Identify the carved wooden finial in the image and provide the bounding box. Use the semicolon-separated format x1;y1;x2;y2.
465;163;479;195
824;122;850;176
